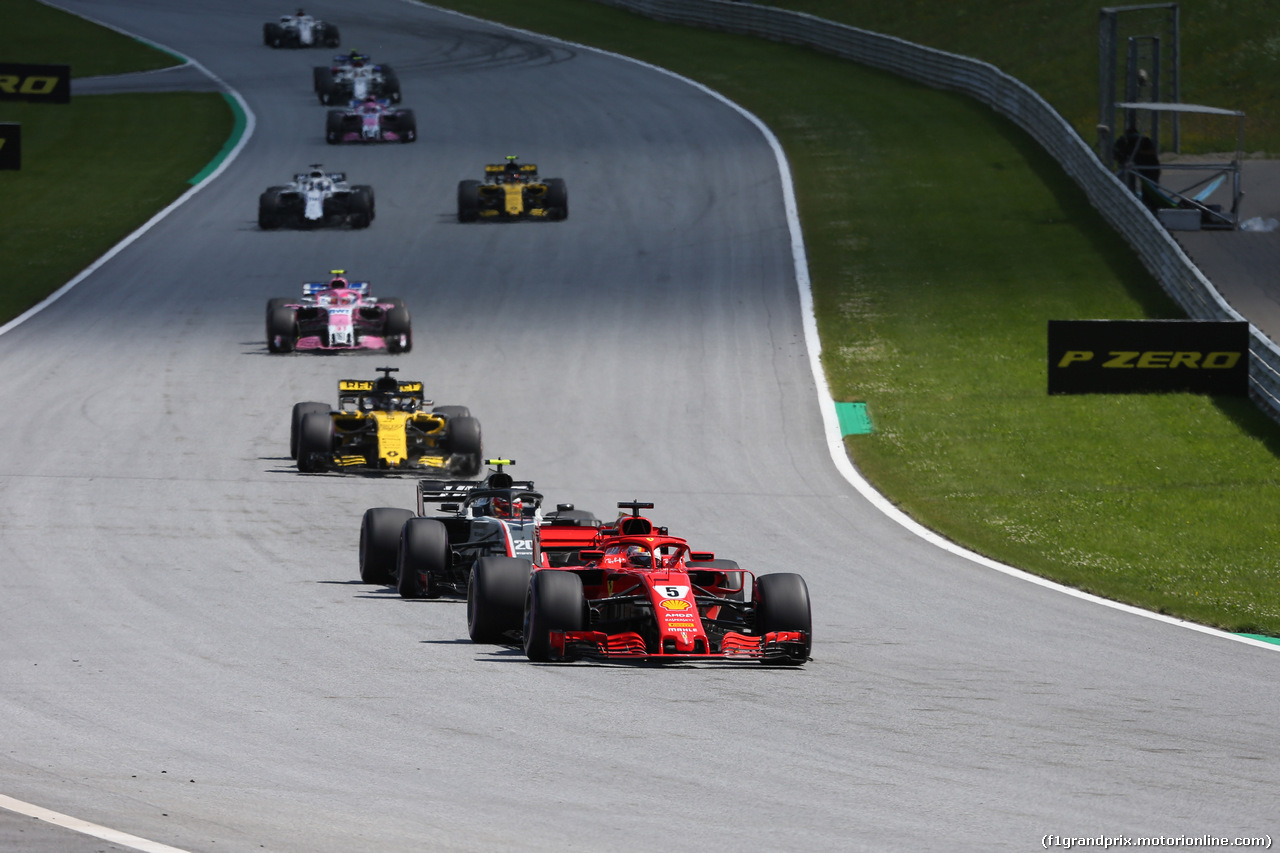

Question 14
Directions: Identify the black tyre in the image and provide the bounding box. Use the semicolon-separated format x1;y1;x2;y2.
322;24;340;48
457;180;481;222
382;70;401;103
523;570;585;662
431;405;470;419
686;558;746;602
382;305;411;355
544;178;568;220
317;78;338;105
267;306;298;354
468;557;533;643
325;110;345;145
353;184;375;222
359;507;413;585
446;416;482;476
753;572;812;665
263;23;278;46
312;66;331;92
296;412;334;473
290;401;329;459
258;191;281;230
398;110;417;143
349;187;373;229
397;518;449;600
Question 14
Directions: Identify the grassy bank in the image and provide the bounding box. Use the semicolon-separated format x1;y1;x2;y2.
0;0;232;320
423;0;1280;636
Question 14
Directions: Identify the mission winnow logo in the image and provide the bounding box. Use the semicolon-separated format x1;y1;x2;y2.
1047;319;1248;395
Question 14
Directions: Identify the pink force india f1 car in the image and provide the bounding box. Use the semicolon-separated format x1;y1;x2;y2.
326;96;416;144
465;501;813;665
266;270;411;354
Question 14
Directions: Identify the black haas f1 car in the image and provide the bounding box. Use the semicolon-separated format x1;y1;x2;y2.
266;270;411;354
457;156;567;222
467;502;812;665
315;53;401;105
326;96;416;144
358;460;599;601
264;10;339;48
259;165;374;230
292;367;481;475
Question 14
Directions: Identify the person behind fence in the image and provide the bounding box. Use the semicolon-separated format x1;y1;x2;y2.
1112;125;1143;191
1132;135;1161;209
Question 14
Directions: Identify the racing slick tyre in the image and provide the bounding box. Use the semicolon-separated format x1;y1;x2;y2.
324;110;345;145
457;180;481;222
383;305;412;354
382;69;401;103
468;556;533;643
258;190;284;230
317;77;339;105
397;110;417;143
290;401;329;458
753;573;812;665
296;412;335;473
267;306;299;354
359;507;413;585
312;66;332;93
686;559;746;603
523;570;585;662
263;23;280;46
445;416;483;476
322;23;340;48
349;187;373;229
431;405;470;420
397;518;449;600
544;178;568;221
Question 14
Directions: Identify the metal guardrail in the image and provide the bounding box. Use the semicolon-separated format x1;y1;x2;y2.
593;0;1280;417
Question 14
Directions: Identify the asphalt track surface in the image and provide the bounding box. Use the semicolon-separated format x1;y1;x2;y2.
2;2;1279;852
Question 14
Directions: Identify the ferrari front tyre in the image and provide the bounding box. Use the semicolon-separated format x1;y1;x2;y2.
383;305;411;354
397;518;449;600
296;412;334;473
457;180;481;222
523;570;585;662
267;306;299;354
544;178;568;220
468;557;533;643
753;572;812;665
359;507;413;585
290;401;329;458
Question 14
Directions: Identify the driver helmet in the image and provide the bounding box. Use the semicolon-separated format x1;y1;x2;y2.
308;169;325;179
625;545;652;568
328;275;348;289
491;496;522;519
361;95;378;111
296;8;306;16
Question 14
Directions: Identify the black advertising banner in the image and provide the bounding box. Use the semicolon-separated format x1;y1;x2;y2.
0;63;71;103
0;123;18;170
1048;320;1249;395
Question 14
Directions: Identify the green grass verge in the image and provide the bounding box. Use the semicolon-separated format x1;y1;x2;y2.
423;0;1280;636
759;0;1280;156
0;0;233;321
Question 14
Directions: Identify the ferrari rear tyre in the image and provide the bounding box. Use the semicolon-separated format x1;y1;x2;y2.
753;572;812;665
523;570;585;662
296;412;334;473
359;507;413;585
545;178;568;221
397;518;449;599
383;305;411;354
686;558;745;602
290;401;329;458
468;557;533;643
457;180;481;222
267;306;299;354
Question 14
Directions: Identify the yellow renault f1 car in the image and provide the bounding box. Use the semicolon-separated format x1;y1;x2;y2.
457;156;567;221
291;367;481;475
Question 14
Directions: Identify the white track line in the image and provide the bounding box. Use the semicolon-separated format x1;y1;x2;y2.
421;2;1278;653
0;795;195;853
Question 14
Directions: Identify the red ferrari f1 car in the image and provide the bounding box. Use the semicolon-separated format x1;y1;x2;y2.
466;502;812;665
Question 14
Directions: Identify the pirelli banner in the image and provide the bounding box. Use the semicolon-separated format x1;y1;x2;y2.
1048;320;1249;395
0;63;71;104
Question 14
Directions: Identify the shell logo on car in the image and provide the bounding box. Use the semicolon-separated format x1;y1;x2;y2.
659;599;692;611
